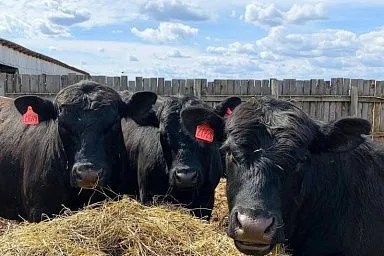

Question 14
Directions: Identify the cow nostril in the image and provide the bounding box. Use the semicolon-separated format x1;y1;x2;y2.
264;217;275;235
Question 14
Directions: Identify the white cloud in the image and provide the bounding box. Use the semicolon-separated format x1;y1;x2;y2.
112;30;123;34
131;22;198;43
48;8;91;26
285;3;326;24
140;0;209;21
48;46;57;51
206;42;256;56
97;47;105;52
243;2;327;28
167;49;191;58
256;26;359;58
244;3;284;28
206;46;228;55
129;55;139;61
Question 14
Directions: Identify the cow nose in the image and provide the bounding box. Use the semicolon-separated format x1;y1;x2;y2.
229;209;274;245
174;168;198;188
72;163;103;188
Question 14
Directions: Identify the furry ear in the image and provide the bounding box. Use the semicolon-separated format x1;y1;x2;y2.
119;91;157;125
14;96;57;122
214;96;241;118
314;117;371;152
180;106;225;144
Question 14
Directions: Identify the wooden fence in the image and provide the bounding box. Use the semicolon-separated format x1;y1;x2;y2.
1;73;384;141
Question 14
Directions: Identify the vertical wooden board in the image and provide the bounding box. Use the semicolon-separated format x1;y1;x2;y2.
295;80;304;110
150;78;158;93
0;73;6;96
288;79;297;95
121;76;128;91
178;80;186;95
316;79;325;121
38;74;47;93
322;81;331;122
157;78;165;95
253;80;261;96
378;81;384;132
240;80;248;95
363;80;373;123
128;81;136;92
234;80;241;95
248;79;257;96
261;80;270;96
29;75;38;93
356;79;364;118
113;77;121;91
201;79;207;97
46;75;61;93
193;79;202;97
361;80;369;120
282;79;290;95
20;74;30;93
309;79;318;119
207;81;214;96
247;80;254;96
14;74;21;93
171;79;179;95
136;77;143;92
68;73;77;86
186;79;194;96
164;80;171;95
327;78;337;121
61;75;69;89
220;80;228;95
106;77;114;88
5;74;14;93
373;80;381;133
227;80;235;96
92;76;106;85
143;78;151;91
341;78;350;117
334;78;343;120
213;80;220;96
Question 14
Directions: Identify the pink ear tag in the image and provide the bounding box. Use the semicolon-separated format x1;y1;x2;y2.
22;106;39;125
195;124;214;143
224;107;233;117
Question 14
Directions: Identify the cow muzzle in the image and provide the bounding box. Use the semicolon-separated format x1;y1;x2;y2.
72;162;104;188
173;167;199;189
227;207;281;255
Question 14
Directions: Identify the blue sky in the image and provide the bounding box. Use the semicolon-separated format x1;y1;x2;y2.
1;0;384;80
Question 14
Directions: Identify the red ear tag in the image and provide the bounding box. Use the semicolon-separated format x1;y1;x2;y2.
195;124;214;143
22;106;39;125
225;107;233;117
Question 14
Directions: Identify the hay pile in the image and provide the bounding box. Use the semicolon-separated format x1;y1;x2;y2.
0;197;243;256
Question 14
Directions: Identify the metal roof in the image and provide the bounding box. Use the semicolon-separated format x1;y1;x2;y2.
0;38;90;76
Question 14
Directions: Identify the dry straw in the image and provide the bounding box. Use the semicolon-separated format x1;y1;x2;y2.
0;180;286;256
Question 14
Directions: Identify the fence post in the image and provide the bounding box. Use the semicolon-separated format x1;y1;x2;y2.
194;79;202;97
270;78;279;99
350;79;359;116
0;73;6;96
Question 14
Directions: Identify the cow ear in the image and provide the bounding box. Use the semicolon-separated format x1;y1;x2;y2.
214;96;241;118
14;96;57;122
315;117;371;152
120;91;157;125
181;106;224;143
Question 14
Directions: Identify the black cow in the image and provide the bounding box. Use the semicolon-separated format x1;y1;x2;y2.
0;81;156;222
120;94;240;220
181;96;384;256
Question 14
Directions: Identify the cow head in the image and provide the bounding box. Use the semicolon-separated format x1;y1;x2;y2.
14;81;156;189
217;97;370;255
158;96;239;191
